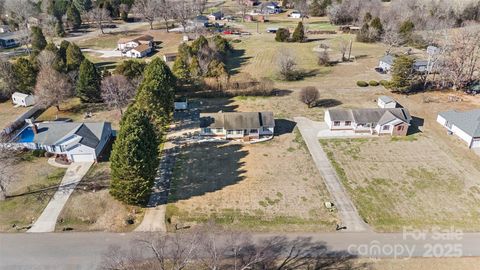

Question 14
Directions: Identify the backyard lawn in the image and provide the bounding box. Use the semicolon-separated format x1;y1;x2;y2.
36;98;123;129
0;155;66;232
0;101;29;130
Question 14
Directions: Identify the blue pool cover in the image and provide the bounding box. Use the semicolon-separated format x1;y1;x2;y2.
16;127;35;143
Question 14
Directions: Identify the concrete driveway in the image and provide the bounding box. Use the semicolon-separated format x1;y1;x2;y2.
294;117;369;232
27;162;93;233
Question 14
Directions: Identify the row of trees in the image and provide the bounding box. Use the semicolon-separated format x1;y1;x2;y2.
110;58;176;205
275;22;306;43
100;224;360;270
172;35;231;83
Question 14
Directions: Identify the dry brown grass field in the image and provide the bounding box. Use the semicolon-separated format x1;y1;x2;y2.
0;101;29;130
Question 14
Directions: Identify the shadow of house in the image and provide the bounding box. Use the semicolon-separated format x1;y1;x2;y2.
274;119;296;136
316;99;342;108
168;142;247;202
94;61;118;70
407;116;424;135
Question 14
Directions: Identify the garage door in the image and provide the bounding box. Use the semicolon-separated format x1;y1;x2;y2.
472;139;480;148
71;154;95;162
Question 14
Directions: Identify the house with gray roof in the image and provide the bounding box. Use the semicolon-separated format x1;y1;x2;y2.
325;108;412;136
377;96;398;109
378;54;431;73
437;109;480;148
200;112;275;141
16;120;112;162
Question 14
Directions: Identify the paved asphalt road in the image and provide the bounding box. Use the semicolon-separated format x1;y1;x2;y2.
294;117;369;232
1;231;479;269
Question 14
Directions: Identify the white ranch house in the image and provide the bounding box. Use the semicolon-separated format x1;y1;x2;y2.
12;92;35;107
325;108;412;136
200;112;275;141
118;35;153;58
15;120;112;162
437;109;480;149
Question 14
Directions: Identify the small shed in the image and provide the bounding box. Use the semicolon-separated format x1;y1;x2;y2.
379;54;395;72
174;97;188;111
12;92;35;107
377;96;397;109
163;53;177;62
207;11;224;21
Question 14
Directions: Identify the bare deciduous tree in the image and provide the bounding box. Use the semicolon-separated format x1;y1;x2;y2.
437;27;480;90
157;0;174;32
0;149;22;200
87;7;112;34
37;50;57;69
99;225;363;270
133;0;160;30
173;0;197;33
300;86;320;108
277;48;298;81
338;37;350;62
35;67;74;114
4;0;35;29
0;58;17;98
101;75;135;115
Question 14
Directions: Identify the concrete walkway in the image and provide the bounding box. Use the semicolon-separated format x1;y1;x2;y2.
294;117;369;232
27;162;93;233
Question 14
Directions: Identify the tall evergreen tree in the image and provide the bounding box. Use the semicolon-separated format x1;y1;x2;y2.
67;4;82;29
391;55;415;93
13;58;38;94
66;42;84;71
55;20;66;37
74;0;93;12
172;43;192;82
76;59;102;102
30;26;47;53
110;106;159;205
135;58;176;129
291;22;305;42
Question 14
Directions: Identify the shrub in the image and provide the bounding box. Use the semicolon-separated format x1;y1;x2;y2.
317;51;330;66
291;22;305;42
379;80;390;87
275;28;290;42
369;80;379;86
32;149;46;157
357;81;369;87
300;86;320;108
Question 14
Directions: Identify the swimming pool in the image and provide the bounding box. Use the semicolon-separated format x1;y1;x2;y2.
15;126;35;143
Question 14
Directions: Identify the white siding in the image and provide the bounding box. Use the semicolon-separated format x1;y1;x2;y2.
472;139;480;148
379;61;391;71
438;114;474;147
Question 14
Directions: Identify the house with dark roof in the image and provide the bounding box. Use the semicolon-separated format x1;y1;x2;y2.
325;108;412;136
437;109;480;148
17;120;112;162
200;112;275;141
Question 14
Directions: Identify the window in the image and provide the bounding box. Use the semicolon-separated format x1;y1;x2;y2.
345;121;351;126
227;130;234;135
382;125;390;130
397;126;403;131
333;121;340;126
215;128;223;133
250;129;258;133
204;128;212;133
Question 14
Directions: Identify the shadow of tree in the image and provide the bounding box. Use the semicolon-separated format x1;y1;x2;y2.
316;98;342;108
225;49;252;76
169;142;247;202
102;231;369;270
94;61;118;70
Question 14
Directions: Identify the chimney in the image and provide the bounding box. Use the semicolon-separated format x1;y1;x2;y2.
31;124;38;134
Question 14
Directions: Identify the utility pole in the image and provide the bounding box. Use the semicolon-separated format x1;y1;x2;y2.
347;38;353;61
